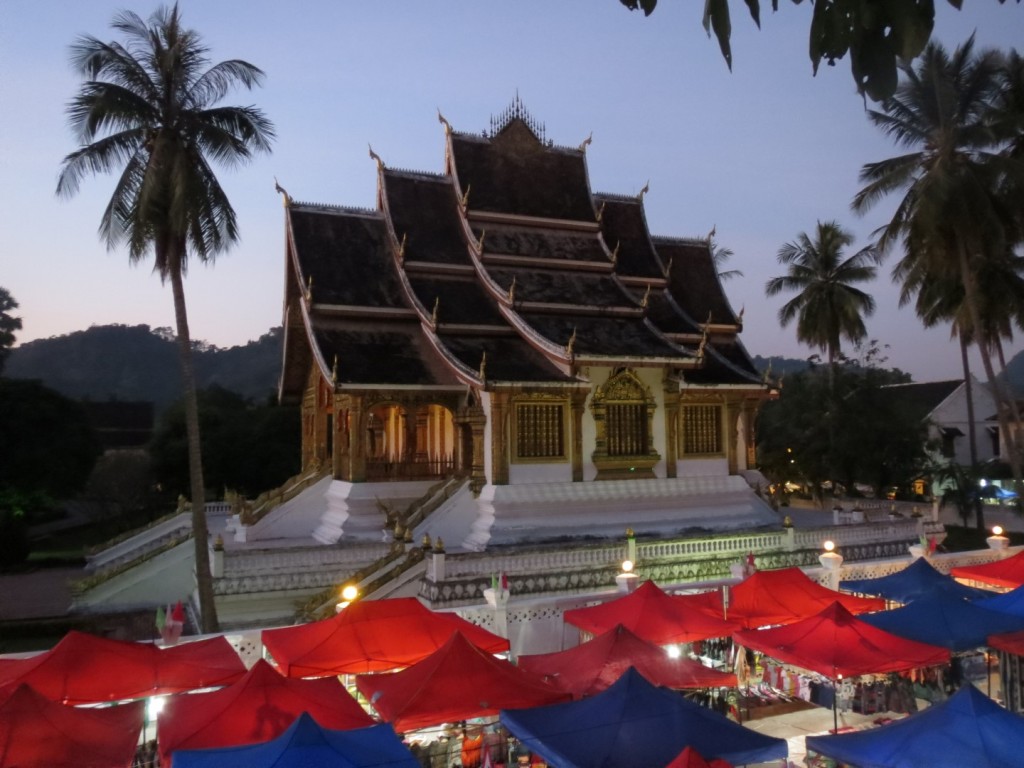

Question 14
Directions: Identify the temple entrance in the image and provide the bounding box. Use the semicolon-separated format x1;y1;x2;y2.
365;403;456;481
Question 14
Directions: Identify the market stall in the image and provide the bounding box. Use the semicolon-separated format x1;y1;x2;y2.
840;557;992;603
518;623;737;698
262;597;509;677
951;549;1024;589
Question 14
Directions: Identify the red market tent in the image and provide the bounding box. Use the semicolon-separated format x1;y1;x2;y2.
665;746;733;768
518;624;737;698
158;659;374;766
0;631;245;704
682;567;885;629
562;580;740;644
355;631;569;732
952;550;1024;589
0;683;144;768
733;602;950;679
262;597;510;677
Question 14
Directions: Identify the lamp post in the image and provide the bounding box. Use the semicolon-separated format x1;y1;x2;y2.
987;525;1010;555
615;559;639;593
819;540;844;591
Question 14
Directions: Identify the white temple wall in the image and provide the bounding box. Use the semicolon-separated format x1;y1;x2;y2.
676;457;729;476
508;462;572;484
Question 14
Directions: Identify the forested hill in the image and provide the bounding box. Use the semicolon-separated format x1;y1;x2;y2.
5;324;282;412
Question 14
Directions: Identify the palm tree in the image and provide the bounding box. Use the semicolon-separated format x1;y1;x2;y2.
851;36;1024;488
765;221;881;373
57;5;274;632
710;238;744;282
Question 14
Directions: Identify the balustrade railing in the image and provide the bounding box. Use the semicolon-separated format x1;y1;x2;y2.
365;455;456;482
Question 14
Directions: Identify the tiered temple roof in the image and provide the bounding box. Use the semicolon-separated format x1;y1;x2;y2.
280;103;763;401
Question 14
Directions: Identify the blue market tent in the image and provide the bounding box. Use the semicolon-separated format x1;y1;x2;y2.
172;714;420;768
977;584;1024;618
805;684;1024;768
860;592;1024;652
500;668;787;768
840;558;991;604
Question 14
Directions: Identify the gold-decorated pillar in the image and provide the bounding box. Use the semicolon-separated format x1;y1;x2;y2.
725;400;741;475
347;394;366;482
490;392;509;485
663;387;679;479
571;392;586;482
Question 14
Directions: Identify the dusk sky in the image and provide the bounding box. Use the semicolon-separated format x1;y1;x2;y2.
2;1;1022;382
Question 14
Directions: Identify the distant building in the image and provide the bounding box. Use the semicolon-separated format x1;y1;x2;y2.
881;377;997;466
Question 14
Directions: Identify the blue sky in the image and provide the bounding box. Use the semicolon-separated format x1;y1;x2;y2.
1;1;1022;381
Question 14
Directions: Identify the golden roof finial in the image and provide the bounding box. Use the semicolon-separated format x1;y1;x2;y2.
422;533;432;549
305;275;313;302
507;276;516;304
738;305;745;324
368;144;384;171
596;201;606;223
640;283;651;309
638;180;650;201
332;354;338;383
461;184;471;208
398;232;407;261
433;536;446;553
762;359;773;386
579;131;593;152
478;351;487;381
432;296;440;329
273;177;291;207
477;229;486;252
437;109;452;135
697;312;711;362
566;326;577;359
663;256;673;279
610;241;620;265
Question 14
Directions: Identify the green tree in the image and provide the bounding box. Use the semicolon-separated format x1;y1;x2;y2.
617;0;1020;102
0;287;22;375
765;221;881;373
852;37;1024;495
56;5;274;632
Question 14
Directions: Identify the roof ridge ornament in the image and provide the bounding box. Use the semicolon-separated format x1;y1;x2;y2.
566;327;577;361
707;224;717;241
437;109;452;135
431;296;440;330
305;275;313;302
368;144;385;171
477;228;486;252
610;240;620;266
596;201;606;223
738;305;745;324
508;275;516;304
579;132;593;152
763;359;774;386
479;351;487;382
488;91;546;143
663;256;673;279
697;310;711;363
637;180;650;201
397;232;407;264
461;184;471;209
273;177;291;207
332;354;338;384
641;283;651;309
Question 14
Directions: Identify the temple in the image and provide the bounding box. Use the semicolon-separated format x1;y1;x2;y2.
270;97;779;551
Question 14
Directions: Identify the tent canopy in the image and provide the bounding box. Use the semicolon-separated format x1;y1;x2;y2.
988;629;1024;656
665;746;733;768
681;568;885;629
951;550;1024;589
977;584;1024;618
500;668;787;768
860;592;1024;652
262;597;509;677
840;558;992;603
806;684;1024;768
0;683;143;768
518;624;737;698
159;659;373;767
355;631;568;733
173;714;420;768
734;602;949;679
0;631;245;704
562;580;739;644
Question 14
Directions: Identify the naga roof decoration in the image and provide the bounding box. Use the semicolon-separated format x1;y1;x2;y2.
279;102;764;402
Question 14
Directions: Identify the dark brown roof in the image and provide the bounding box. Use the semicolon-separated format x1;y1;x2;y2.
474;224;608;264
881;380;963;420
440;334;574;383
654;237;738;327
313;322;459;387
382;171;473;266
451;122;595;222
407;276;506;326
518;313;686;359
488;267;633;309
595;196;665;279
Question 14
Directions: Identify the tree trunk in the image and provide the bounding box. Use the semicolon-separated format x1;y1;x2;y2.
959;331;984;531
958;244;1024;509
169;263;220;634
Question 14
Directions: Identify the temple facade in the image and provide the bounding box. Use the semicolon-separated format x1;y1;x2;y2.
276;98;778;550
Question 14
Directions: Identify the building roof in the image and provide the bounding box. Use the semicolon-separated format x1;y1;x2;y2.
880;380;963;421
279;103;766;399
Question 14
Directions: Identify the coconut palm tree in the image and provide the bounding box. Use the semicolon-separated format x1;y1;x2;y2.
851;36;1024;487
765;220;881;374
57;5;274;632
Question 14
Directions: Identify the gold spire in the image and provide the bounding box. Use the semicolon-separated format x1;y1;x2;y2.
273;177;291;207
398;232;407;261
461;184;471;208
431;296;440;329
305;275;313;302
579;131;593;152
479;351;487;381
477;229;486;252
596;201;606;223
368;144;384;171
566;326;577;360
437;108;452;135
663;256;673;279
610;240;620;265
640;283;651;309
638;180;650;201
507;276;516;304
